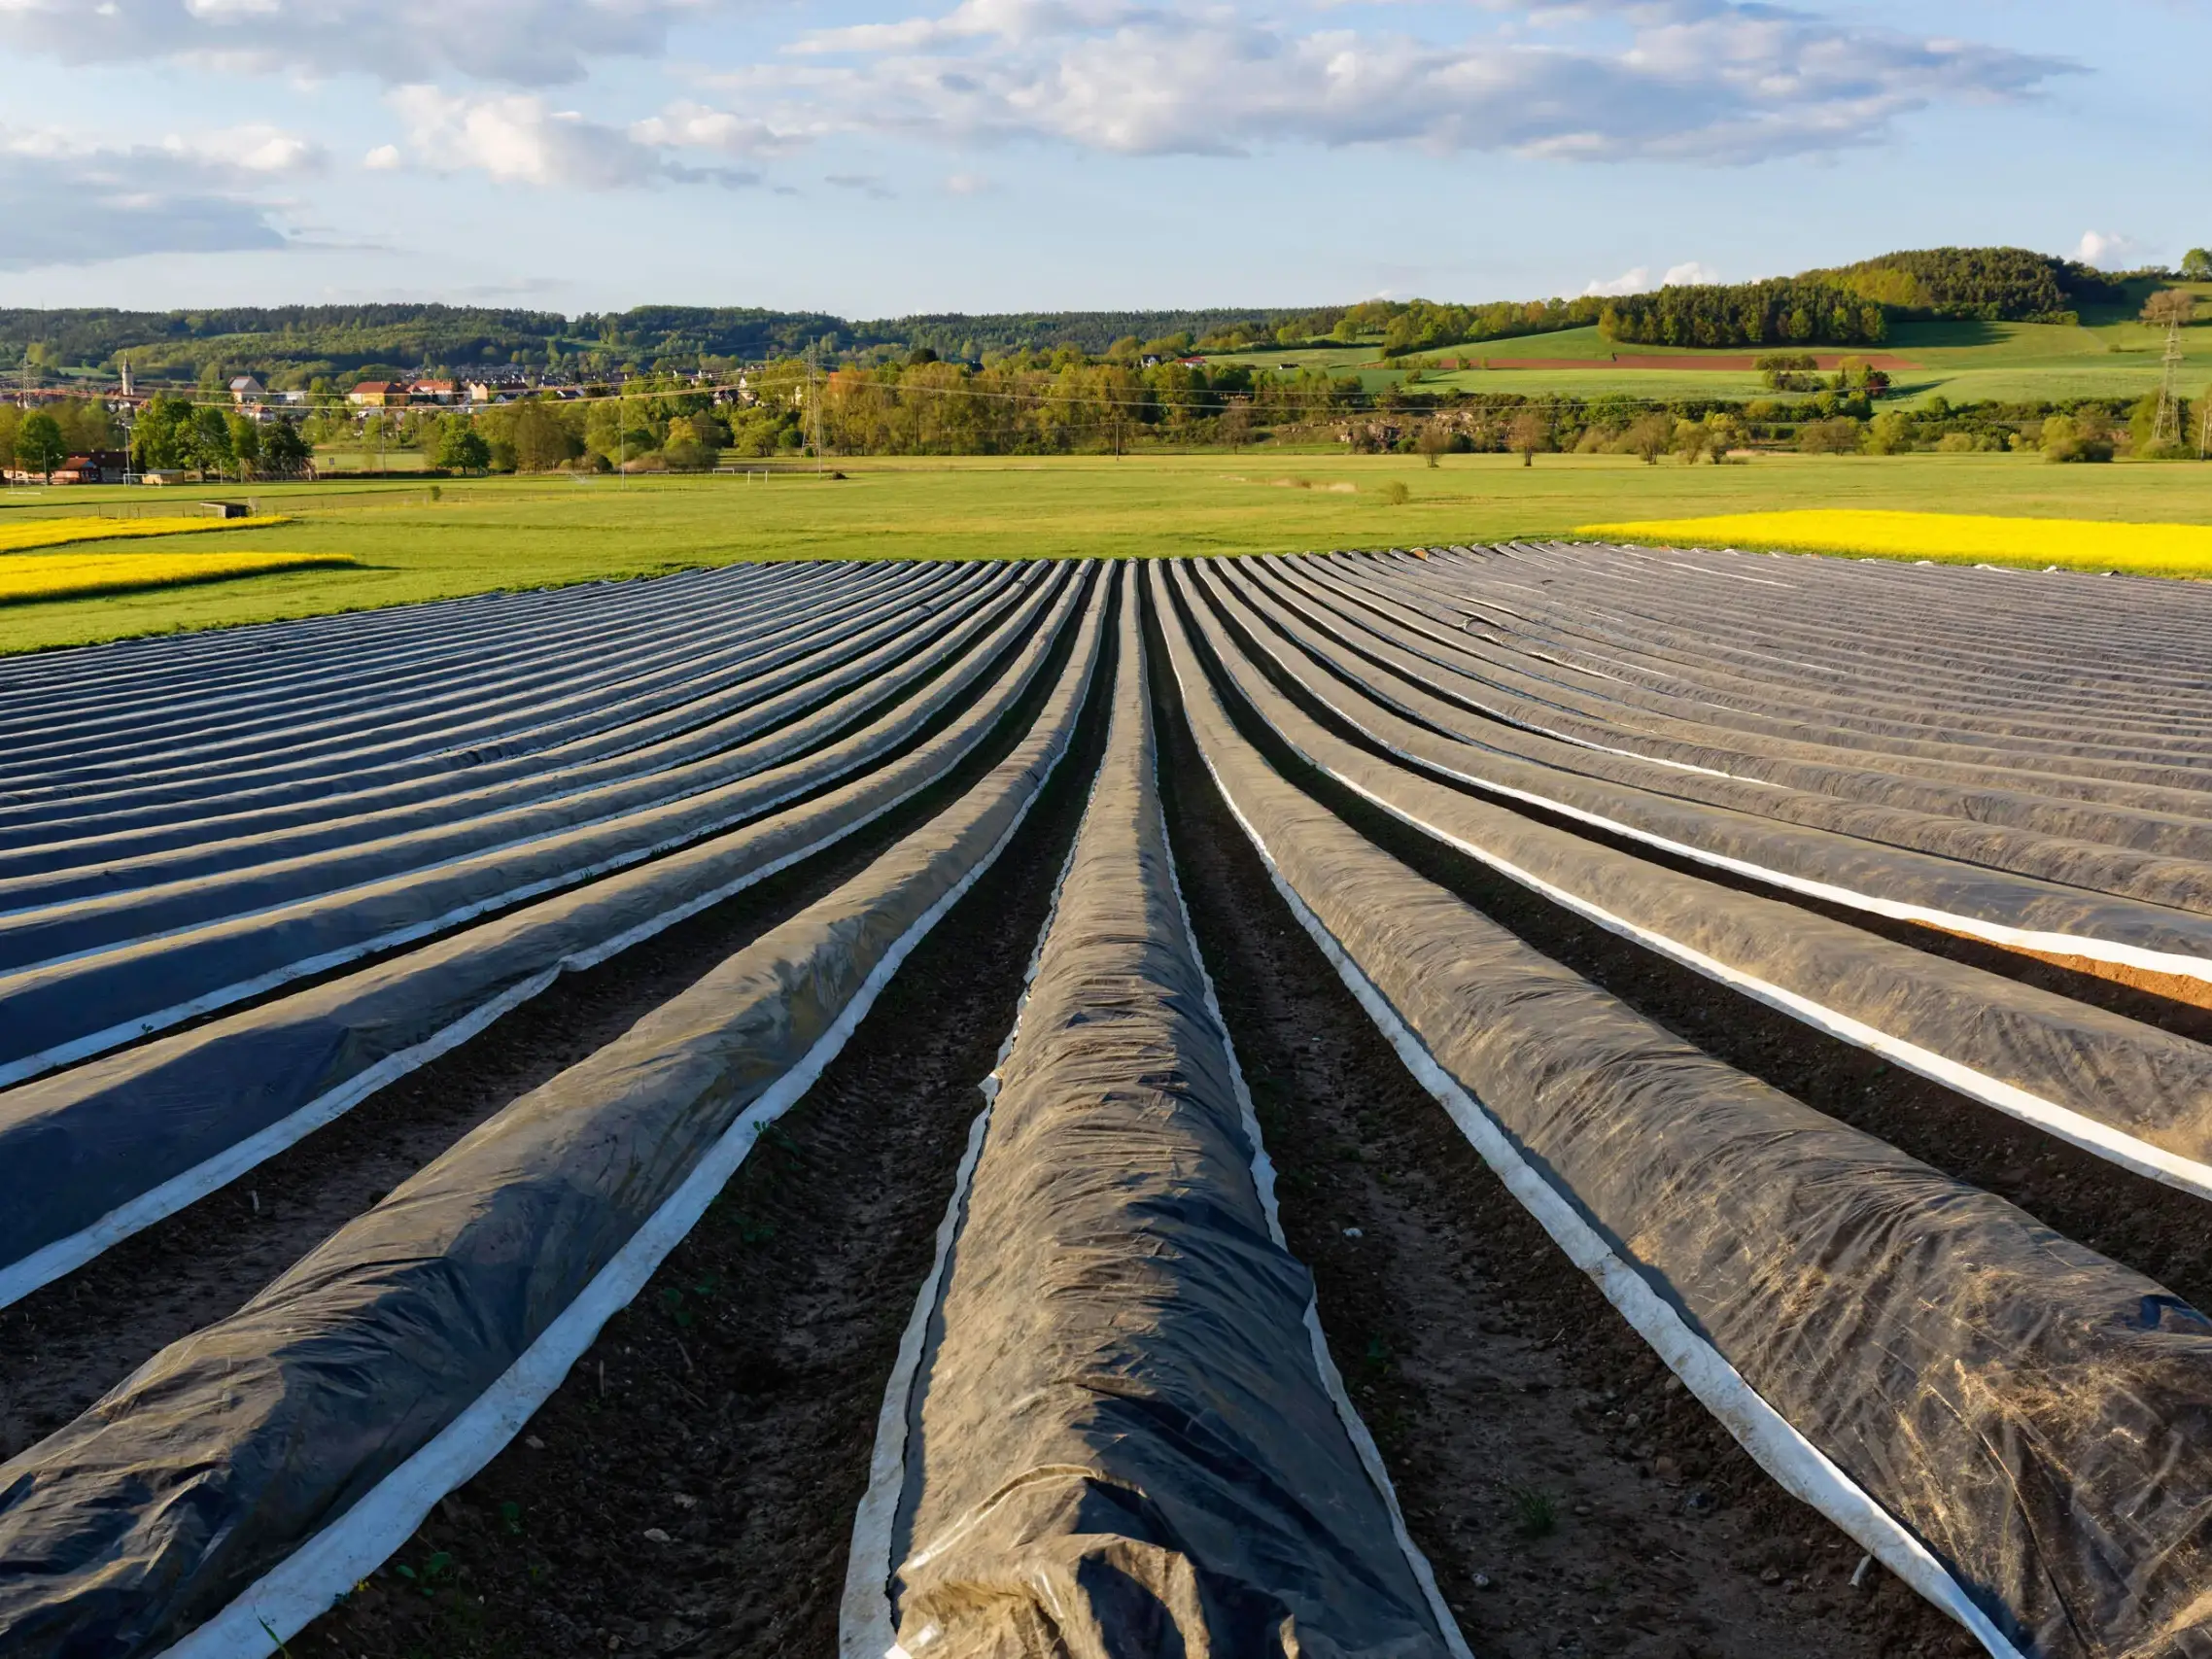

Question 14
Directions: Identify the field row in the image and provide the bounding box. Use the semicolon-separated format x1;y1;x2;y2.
1;548;2208;1657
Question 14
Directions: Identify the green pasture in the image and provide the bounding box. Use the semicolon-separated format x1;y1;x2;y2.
4;451;2210;654
1209;311;2212;409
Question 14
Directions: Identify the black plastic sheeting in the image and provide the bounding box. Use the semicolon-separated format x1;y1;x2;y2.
0;567;1068;1082
1171;559;2212;1183
0;567;1098;1300
1201;561;2212;975
0;565;1111;1659
1229;560;2212;920
0;563;1027;953
1156;563;2212;1659
0;562;957;883
1273;555;2212;824
0;562;881;810
0;562;863;793
880;572;1452;1658
1353;547;2212;779
0;562;940;852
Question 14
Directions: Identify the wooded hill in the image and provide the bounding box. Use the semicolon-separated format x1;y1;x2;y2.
0;247;2171;382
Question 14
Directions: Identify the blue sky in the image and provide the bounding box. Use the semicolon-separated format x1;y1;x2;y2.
0;1;2195;316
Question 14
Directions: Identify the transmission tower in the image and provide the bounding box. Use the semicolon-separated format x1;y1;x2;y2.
2155;317;2187;450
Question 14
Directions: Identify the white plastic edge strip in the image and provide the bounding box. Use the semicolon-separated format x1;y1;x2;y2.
154;658;1089;1659
1218;578;2212;986
1163;653;2027;1659
0;577;1076;1090
1205;647;2212;1208
838;702;1102;1659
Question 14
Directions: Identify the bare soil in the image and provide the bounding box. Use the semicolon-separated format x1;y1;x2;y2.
1148;631;1971;1659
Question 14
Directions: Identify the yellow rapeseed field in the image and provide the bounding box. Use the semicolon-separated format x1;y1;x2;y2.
0;551;359;605
0;515;287;554
1573;510;2212;579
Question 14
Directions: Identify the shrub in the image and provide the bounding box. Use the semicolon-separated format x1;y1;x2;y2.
1798;416;1864;455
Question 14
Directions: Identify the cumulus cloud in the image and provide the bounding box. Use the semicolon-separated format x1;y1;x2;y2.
944;169;994;194
2073;229;2145;269
752;0;2073;163
1584;266;1652;295
0;126;309;267
381;87;762;189
0;0;715;86
1583;259;1720;295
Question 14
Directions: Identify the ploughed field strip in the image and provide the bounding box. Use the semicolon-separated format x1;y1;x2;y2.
0;546;2208;1659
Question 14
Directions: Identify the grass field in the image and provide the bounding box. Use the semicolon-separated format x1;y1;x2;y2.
0;549;358;605
3;451;2209;653
1207;312;2212;408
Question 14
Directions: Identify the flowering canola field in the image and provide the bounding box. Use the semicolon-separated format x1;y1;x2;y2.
0;515;287;555
0;550;358;605
1574;509;2212;578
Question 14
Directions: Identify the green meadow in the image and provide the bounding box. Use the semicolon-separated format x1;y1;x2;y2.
1209;300;2212;408
5;449;2211;654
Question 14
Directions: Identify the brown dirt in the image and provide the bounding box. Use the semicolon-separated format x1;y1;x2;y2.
1148;632;1971;1659
1921;926;2212;1025
294;612;1118;1659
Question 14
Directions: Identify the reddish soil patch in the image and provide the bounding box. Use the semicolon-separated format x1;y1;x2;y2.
1467;354;1918;372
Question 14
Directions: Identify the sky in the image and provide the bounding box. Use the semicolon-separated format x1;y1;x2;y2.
0;0;2198;317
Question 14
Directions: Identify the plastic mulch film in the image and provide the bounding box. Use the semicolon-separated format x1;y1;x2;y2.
845;568;1463;1659
0;567;1099;1309
1230;561;2212;916
1156;562;2212;1659
0;566;1066;1086
0;561;960;889
1272;554;2212;818
1199;562;2212;982
0;561;900;826
1171;559;2212;1198
0;569;1112;1659
0;563;1021;951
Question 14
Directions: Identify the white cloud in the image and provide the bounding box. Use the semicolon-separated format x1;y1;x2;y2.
945;169;994;194
628;102;804;157
2073;229;2145;269
750;0;2072;163
0;0;718;86
1583;259;1718;295
0;126;297;267
1584;266;1651;295
163;123;323;173
384;86;763;190
363;143;402;170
